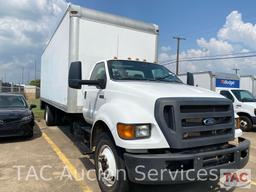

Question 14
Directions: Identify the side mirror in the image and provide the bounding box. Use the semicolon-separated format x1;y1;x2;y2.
68;61;106;89
69;61;82;89
30;104;37;110
187;72;194;86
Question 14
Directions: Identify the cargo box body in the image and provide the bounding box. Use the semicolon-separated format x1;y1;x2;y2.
240;76;256;96
179;71;240;91
41;4;159;113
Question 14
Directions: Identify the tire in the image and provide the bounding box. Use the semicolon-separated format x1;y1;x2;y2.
239;116;252;132
45;105;55;126
95;133;130;192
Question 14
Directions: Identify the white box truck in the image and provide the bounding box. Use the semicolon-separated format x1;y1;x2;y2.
41;5;249;191
178;71;240;91
240;75;256;96
179;71;256;131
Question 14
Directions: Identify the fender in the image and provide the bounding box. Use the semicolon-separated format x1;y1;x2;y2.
91;100;169;149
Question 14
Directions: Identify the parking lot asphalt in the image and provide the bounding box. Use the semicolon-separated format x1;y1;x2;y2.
0;122;256;192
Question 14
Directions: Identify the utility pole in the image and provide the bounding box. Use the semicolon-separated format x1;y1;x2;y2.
173;36;186;75
27;71;30;84
34;60;37;80
233;68;240;75
21;67;24;84
4;72;6;82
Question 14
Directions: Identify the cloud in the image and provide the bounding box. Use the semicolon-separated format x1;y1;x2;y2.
0;0;67;83
160;46;172;53
196;38;233;54
160;10;256;76
218;11;256;50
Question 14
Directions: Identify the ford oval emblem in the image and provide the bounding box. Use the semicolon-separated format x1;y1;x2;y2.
203;118;216;126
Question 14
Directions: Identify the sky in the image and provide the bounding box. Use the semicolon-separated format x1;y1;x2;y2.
1;0;256;83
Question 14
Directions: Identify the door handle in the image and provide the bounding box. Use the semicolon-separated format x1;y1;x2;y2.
99;94;104;99
84;91;87;99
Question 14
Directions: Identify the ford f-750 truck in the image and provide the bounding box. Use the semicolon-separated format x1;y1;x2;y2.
41;4;250;192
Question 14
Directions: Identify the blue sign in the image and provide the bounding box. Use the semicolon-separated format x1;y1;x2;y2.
216;79;240;88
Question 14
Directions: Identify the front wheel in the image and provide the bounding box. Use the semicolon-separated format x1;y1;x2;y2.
239;116;252;132
95;133;130;192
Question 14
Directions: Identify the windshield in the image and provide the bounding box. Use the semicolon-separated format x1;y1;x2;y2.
0;95;27;109
231;90;256;102
107;60;182;83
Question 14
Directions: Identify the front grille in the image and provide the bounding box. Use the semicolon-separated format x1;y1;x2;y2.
183;128;232;140
181;116;231;127
3;118;21;123
0;118;21;125
163;106;175;130
180;105;230;113
155;98;235;149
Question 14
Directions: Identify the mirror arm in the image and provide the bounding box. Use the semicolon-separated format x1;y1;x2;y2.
80;80;100;85
77;80;105;89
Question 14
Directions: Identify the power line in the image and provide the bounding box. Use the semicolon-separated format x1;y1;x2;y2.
162;53;256;66
161;50;256;65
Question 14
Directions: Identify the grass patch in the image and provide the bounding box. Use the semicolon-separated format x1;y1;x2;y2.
28;99;44;121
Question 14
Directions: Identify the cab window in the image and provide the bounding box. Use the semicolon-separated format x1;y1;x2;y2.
220;91;234;102
90;62;106;81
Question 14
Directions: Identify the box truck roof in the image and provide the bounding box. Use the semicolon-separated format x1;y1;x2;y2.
179;71;239;80
43;4;159;55
69;4;159;34
241;75;256;79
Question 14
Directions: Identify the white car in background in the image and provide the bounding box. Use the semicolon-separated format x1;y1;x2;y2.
218;89;256;131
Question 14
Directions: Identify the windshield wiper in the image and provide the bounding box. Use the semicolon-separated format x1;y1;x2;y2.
155;75;171;80
155;75;182;83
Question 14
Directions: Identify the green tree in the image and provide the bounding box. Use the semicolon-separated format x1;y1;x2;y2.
29;79;41;87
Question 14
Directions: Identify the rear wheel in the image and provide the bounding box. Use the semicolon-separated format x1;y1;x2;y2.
239;116;252;132
95;133;130;192
45;105;55;126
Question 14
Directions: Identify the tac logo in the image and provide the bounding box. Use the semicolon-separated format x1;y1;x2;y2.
220;80;235;86
220;169;251;189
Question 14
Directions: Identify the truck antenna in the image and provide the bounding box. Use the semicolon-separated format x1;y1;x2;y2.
117;35;119;58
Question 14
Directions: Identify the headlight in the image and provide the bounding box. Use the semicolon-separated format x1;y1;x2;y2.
235;117;240;129
117;123;151;140
21;115;33;121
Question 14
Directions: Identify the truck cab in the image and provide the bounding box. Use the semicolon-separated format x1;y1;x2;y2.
68;59;250;191
218;88;256;131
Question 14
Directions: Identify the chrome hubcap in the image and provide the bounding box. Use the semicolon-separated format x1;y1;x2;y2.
240;120;248;128
45;108;49;122
98;145;117;187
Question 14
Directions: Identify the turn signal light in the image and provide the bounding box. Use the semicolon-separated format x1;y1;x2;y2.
117;123;151;140
117;123;135;140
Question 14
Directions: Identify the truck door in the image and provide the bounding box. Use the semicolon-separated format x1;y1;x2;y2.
220;90;235;103
220;90;238;112
83;62;107;123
